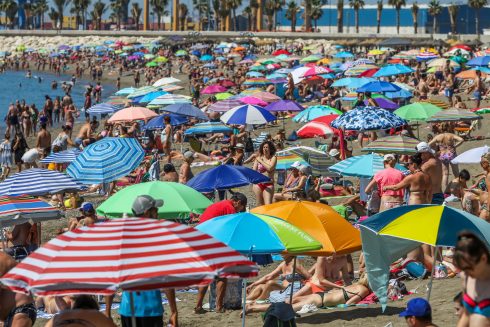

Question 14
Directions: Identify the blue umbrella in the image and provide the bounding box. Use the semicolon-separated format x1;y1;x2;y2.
385;89;413;99
246;71;264;77
329;153;407;178
191;50;201;56
373;64;414;77
161;103;208;120
115;87;136;96
333;51;354;58
220;105;276;125
203;63;217;69
265;100;305;112
67;138;145;184
0;168;85;196
471;66;490;73
184;122;232;135
331;106;407;131
135;91;169;104
200;54;214;61
40;149;82;164
244;55;257;60
143;114;189;130
331;77;374;89
467;56;490;67
86;103;122;115
356;81;402;93
187;165;270;192
293;105;341;122
266;73;287;80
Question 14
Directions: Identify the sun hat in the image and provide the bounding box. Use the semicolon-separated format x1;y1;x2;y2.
291;161;302;169
131;195;164;216
399;298;432;318
329;148;340;157
383;154;396;162
416;142;435;155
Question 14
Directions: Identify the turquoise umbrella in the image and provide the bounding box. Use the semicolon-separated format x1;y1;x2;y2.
329;153;407;178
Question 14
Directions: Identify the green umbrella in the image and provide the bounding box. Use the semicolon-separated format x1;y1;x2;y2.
300;55;321;63
146;61;158;67
394;102;442;121
215;92;234;100
96;181;212;219
249;65;266;71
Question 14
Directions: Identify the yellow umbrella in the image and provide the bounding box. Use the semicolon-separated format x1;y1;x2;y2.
251;201;362;255
368;49;385;56
316;58;331;65
153;56;168;63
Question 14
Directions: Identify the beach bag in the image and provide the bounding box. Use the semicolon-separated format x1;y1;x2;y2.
262;302;297;327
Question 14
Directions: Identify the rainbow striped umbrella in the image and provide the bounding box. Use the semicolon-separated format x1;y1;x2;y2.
361;135;420;154
0;195;63;227
427;108;482;122
276;154;309;170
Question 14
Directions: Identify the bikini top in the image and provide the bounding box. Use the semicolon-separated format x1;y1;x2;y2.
463;277;490;317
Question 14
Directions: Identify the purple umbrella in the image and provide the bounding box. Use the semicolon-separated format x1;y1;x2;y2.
364;98;399;110
58;45;70;51
265;100;305;112
127;55;139;61
208;99;244;112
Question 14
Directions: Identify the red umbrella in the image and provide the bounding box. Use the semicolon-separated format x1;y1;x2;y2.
311;114;339;126
359;68;380;77
1;218;258;296
450;44;472;52
273;49;291;56
297;121;335;139
304;75;325;85
218;79;236;87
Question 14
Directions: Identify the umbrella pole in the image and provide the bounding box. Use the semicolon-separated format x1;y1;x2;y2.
130;291;137;327
242;250;253;327
289;256;297;304
426;246;438;301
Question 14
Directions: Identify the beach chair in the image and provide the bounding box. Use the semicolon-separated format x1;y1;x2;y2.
189;136;206;154
455;120;480;140
253;132;270;150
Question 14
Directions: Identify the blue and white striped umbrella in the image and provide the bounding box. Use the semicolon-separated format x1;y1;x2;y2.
67;138;145;184
86;103;122;115
329;153;407;178
41;149;81;164
0;169;85;196
220;105;276;125
114;87;136;96
331;106;407;131
184;122;232;135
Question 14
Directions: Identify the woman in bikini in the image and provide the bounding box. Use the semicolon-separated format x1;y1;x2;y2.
273;164;308;202
252;141;277;206
454;231;490;327
429;129;464;190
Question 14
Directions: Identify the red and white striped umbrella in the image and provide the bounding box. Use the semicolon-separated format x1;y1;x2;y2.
301;66;333;78
1;218;258;296
297;121;335;139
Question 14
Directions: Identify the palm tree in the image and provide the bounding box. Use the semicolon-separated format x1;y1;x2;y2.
70;0;83;29
349;0;364;33
411;1;418;34
178;3;187;30
91;0;106;29
376;0;382;33
337;0;343;33
192;0;208;30
388;0;405;34
227;0;241;31
250;0;259;31
110;0;124;29
48;7;59;29
242;5;252;30
468;0;486;38
150;0;169;30
285;0;299;32
270;0;283;31
34;0;49;29
53;0;70;29
218;0;229;31
265;0;275;31
4;0;17;28
448;3;458;34
428;0;441;35
131;2;141;29
23;2;32;28
303;0;312;31
80;0;91;29
310;0;323;31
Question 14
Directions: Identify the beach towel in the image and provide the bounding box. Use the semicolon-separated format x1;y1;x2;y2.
269;281;302;303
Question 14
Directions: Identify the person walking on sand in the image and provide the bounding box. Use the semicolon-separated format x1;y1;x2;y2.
417;142;444;204
429;129;464;190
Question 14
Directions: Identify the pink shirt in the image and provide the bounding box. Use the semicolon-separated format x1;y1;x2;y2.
374;167;404;198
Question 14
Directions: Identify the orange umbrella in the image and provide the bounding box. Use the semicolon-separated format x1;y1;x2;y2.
233;46;246;52
107;106;158;123
251;201;361;255
456;69;488;79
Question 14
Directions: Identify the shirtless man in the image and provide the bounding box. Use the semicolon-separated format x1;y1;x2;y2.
35;123;51;159
292;255;351;299
75;118;96;148
0;252;36;327
417;142;444;204
6;103;19;137
383;153;432;204
5;222;31;259
417;75;429;100
469;69;485;108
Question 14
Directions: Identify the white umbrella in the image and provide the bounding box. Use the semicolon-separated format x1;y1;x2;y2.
152;77;182;87
451;145;490;164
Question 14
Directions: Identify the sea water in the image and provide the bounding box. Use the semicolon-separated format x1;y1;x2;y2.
0;70;116;126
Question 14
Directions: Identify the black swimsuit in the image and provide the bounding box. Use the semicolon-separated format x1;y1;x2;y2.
4;303;37;327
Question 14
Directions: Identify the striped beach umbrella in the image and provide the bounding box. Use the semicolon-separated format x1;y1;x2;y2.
0;195;63;227
245;91;281;103
114;87;136;96
361;135;420;154
427;108;482;122
276;154;309;170
0;217;258;296
297;121;335;139
220;105;276;125
86;103;122;115
184;122;232;135
40;149;82;164
0;169;85;196
67;138;144;184
293;105;342;123
329;153;407;178
208;99;244;112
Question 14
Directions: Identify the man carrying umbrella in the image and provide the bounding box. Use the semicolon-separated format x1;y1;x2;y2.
107;195;179;327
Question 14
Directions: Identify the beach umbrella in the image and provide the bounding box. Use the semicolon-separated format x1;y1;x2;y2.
246;91;281;102
153;56;168;63
373;64;414;77
265;100;305;112
208;99;244;112
146;61;158;67
356;81;401;93
147;94;191;106
331;106;407;131
115;87;136;96
107;107;158;123
67;138;144;184
427;57;458;68
252;201;362;255
249;65;266;71
239;96;268;106
159;84;184;92
394;102;442;121
127;86;159;98
202;63;217;69
466;56;490;67
297;121;335;139
329;153;407;178
202;85;228;94
175;50;187;56
364;97;399;110
360;205;490;309
361;135;420;154
300;66;333;78
218;79;236;88
215;92;234;100
359;68;380;77
143;114;189;129
86;103;122;115
451;145;490;164
345;64;380;77
331;77;374;89
40;149;82;164
0;195;63;228
162;103;208;120
472;107;490;114
276;153;309;170
300;55;322;62
134;91;169;104
456;69;488;79
384;89;413;99
184;122;232;135
0;169;84;196
238;59;254;65
333;51;354;58
187;165;270;192
266;73;287;80
246;71;264;78
273;49;291;56
243;78;270;86
220;105;276;125
417;52;439;61
427;108;482;122
1;217;258;296
97;182;211;219
293;105;342;122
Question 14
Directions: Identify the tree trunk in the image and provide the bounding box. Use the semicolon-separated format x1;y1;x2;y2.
476;8;480;38
377;18;380;33
355;9;359;33
396;9;400;34
233;8;237;31
304;0;311;31
337;6;343;33
274;9;277;31
314;18;317;31
157;13;161;29
432;15;436;36
414;20;418;34
291;16;294;32
59;12;63;29
267;15;272;31
83;9;86;29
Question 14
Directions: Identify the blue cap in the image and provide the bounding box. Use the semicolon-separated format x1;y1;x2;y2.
399;298;432;317
79;202;95;212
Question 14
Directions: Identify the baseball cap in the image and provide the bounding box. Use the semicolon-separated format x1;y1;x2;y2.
399;298;432;317
291;161;302;169
383;154;396;162
416;142;435;154
79;202;94;212
131;195;164;216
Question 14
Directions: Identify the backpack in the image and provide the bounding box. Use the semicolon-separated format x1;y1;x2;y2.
262;302;297;327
